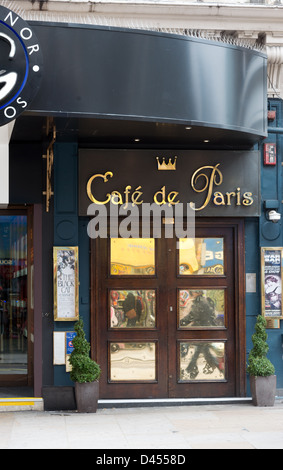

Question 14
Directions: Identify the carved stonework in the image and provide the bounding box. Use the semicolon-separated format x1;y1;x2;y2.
267;46;283;98
4;0;283;97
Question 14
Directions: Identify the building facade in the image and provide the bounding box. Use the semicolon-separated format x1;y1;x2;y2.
0;0;283;409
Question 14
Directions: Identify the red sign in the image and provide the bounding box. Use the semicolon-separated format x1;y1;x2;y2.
264;143;276;165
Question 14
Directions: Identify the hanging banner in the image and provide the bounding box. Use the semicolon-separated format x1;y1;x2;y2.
261;247;283;319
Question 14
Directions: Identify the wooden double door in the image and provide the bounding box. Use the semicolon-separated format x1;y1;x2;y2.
92;219;246;399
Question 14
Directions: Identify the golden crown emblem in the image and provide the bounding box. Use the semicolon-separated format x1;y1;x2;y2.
156;156;177;170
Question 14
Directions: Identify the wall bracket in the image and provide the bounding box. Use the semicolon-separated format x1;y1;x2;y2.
42;117;56;212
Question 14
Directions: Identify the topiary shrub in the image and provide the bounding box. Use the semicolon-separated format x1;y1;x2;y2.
247;315;275;377
69;317;101;383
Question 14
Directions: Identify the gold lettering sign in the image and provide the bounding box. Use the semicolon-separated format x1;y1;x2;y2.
190;164;253;210
153;186;180;206
86;164;253;211
86;171;113;205
86;172;144;209
190;164;223;211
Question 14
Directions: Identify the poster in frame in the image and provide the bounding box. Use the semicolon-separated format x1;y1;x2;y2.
261;247;283;319
54;246;79;321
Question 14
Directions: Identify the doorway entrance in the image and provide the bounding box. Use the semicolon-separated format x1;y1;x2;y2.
0;208;33;387
92;219;246;399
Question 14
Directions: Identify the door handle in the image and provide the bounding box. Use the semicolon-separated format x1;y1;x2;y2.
169;306;173;312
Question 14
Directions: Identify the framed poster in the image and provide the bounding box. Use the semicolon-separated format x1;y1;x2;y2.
54;246;79;321
261;247;283;319
66;331;76;371
66;331;76;355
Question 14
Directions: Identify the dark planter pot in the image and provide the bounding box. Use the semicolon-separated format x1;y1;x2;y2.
75;381;99;413
250;375;276;407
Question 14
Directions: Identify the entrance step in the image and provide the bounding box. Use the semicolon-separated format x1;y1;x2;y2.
0;397;44;412
98;397;253;408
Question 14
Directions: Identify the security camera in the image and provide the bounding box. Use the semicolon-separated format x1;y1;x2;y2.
268;210;281;223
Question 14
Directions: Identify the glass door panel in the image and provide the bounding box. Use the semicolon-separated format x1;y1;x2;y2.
179;341;226;381
179;237;224;275
110;238;155;275
0;215;28;375
178;289;225;328
110;289;156;328
110;342;156;381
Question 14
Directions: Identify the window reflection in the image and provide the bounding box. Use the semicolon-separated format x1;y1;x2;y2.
179;289;225;328
110;290;156;328
110;238;155;275
179;238;224;275
110;342;156;381
180;342;225;381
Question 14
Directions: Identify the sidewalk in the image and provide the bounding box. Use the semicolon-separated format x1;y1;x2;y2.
1;400;283;449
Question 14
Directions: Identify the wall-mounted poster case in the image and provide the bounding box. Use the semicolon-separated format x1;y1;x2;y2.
53;331;76;369
54;246;79;321
261;247;283;319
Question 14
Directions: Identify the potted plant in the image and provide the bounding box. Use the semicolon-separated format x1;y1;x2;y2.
69;317;101;413
247;315;276;407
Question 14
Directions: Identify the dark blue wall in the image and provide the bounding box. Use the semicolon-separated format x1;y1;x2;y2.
245;218;261;395
252;98;283;391
53;141;78;386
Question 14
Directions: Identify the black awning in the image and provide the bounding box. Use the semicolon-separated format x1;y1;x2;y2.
25;22;267;146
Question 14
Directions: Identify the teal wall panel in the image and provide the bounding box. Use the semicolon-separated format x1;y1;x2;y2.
256;98;283;390
53;141;79;387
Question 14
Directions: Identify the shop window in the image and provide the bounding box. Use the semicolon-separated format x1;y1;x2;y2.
0;216;28;375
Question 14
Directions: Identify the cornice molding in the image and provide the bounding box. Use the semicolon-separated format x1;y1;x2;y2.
267;45;283;97
3;1;283;33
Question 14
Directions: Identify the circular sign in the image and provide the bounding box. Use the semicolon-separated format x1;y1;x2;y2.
0;6;43;126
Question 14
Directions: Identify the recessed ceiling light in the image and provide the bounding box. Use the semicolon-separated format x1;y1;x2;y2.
185;126;192;130
204;139;210;143
134;138;140;142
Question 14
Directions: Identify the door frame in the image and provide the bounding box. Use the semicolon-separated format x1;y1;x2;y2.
90;217;246;398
